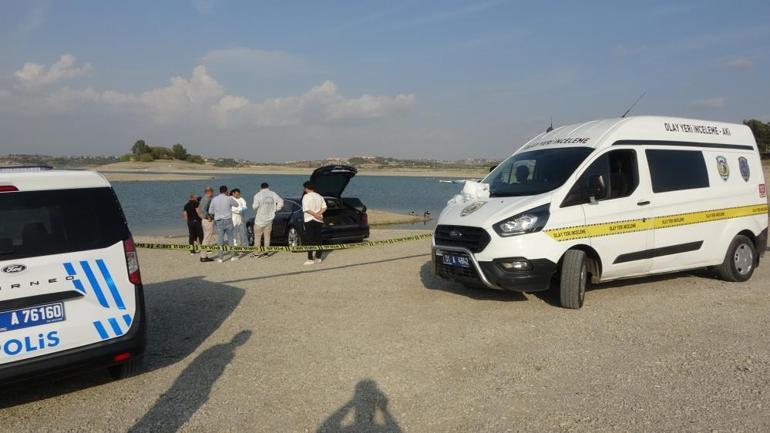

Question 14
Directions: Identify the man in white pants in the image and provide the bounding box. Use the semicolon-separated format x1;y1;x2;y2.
252;182;284;250
230;188;248;247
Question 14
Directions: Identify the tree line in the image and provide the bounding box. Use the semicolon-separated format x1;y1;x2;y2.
120;140;205;164
744;119;770;155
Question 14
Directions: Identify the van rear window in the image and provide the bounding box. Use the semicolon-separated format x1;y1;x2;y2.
0;187;130;261
646;149;710;193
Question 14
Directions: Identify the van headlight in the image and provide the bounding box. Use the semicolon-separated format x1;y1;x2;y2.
493;204;550;237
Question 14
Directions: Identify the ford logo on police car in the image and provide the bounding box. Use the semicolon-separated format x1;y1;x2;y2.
2;264;26;274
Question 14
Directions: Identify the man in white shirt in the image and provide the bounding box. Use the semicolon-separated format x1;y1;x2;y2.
251;182;284;248
230;188;248;247
301;181;327;265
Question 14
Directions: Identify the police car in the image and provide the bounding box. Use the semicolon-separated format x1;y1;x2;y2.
433;116;768;309
0;166;145;382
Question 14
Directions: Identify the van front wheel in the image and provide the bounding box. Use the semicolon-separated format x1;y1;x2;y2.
559;249;587;309
716;235;756;282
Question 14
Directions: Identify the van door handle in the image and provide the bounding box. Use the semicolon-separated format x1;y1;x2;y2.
637;200;650;206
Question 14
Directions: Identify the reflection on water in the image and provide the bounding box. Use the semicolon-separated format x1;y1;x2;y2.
112;174;460;236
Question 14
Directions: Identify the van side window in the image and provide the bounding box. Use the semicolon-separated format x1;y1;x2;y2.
562;149;639;207
645;149;709;193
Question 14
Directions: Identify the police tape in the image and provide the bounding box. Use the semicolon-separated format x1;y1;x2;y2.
545;203;769;242
135;232;434;253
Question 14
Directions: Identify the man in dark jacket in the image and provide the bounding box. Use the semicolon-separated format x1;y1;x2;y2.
183;193;203;254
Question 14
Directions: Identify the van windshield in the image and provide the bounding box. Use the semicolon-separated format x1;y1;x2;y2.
484;147;594;197
0;187;130;261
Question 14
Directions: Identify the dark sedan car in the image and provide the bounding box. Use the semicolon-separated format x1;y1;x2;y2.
246;165;369;247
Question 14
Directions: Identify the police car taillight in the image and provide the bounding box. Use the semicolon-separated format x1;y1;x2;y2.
0;185;19;192
123;238;142;285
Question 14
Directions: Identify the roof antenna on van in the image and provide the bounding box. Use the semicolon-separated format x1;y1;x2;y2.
546;116;554;133
621;92;646;118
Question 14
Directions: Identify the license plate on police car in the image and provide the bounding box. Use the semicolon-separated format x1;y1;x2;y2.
442;254;470;268
0;302;66;333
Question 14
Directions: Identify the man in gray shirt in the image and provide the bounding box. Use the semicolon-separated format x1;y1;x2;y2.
208;185;240;262
197;186;215;262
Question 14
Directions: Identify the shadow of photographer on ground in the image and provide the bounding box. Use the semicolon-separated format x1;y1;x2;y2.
317;379;403;433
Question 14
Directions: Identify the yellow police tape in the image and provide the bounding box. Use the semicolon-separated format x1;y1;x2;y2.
135;232;434;253
545;203;769;242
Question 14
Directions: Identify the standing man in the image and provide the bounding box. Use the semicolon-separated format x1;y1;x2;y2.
183;193;203;255
197;186;215;262
209;185;240;262
252;182;284;249
301;181;327;265
230;188;248;247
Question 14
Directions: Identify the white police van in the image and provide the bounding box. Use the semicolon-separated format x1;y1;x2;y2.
0;166;145;382
433;116;768;309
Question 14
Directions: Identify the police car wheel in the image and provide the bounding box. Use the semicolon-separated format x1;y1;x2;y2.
716;235;756;282
560;249;587;309
108;356;144;380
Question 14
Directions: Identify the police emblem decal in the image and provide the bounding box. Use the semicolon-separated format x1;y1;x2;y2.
716;156;729;181
738;157;750;182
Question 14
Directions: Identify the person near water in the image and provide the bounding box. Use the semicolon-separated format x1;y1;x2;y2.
252;182;284;248
183;193;203;254
230;188;248;247
301;181;327;265
208;185;240;262
197;186;215;262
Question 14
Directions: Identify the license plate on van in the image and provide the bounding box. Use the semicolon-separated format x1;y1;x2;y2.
442;254;470;268
0;302;65;333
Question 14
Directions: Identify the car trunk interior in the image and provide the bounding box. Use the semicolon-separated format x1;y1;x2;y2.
323;197;365;227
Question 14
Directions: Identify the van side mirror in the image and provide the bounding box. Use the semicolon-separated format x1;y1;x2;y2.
587;174;606;203
489;165;497;173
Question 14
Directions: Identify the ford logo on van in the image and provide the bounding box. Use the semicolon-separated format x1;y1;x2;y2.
449;230;463;238
2;264;26;274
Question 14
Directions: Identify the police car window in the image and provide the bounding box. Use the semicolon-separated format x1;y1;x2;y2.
484;147;593;197
562;149;639;207
646;149;709;193
0;187;130;261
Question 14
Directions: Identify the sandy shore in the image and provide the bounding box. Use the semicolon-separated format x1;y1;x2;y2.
102;172;216;182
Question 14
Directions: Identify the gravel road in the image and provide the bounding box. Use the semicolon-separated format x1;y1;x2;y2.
1;229;769;433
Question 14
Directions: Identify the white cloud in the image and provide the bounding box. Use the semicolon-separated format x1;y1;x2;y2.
192;0;214;14
7;59;416;128
689;97;726;110
209;79;416;128
724;57;753;70
14;54;92;87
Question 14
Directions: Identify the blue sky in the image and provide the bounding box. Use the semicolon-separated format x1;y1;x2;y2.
1;0;769;161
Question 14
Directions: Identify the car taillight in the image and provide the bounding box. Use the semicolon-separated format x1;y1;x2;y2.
0;185;19;192
362;212;368;225
123;238;142;285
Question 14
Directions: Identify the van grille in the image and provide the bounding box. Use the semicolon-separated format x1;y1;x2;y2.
434;225;491;253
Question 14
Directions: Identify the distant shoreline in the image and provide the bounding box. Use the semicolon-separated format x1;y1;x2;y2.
97;161;488;181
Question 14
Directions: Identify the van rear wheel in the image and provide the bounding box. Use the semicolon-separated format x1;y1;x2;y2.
109;356;143;380
559;249;587;309
716;235;756;282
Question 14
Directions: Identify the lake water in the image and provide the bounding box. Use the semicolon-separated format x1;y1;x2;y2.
112;174;464;236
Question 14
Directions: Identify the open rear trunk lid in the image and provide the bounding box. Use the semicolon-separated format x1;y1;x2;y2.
309;165;357;197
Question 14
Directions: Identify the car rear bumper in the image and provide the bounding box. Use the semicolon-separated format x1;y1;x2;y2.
0;285;146;385
322;227;369;244
432;246;556;292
